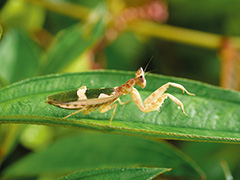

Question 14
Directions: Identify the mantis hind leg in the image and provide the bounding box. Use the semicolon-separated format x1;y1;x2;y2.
82;104;101;115
63;108;84;119
99;102;117;126
63;105;101;119
99;98;128;126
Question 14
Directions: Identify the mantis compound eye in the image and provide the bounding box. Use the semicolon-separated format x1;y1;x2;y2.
138;75;145;83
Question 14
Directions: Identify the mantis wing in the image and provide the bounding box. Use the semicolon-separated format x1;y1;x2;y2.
64;94;119;106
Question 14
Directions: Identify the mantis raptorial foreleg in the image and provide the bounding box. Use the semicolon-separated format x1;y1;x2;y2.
130;82;194;116
144;82;195;105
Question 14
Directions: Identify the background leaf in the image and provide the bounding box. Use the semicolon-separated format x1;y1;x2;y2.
180;141;239;180
2;132;203;179
0;70;240;143
40;5;105;75
0;29;41;83
58;167;171;180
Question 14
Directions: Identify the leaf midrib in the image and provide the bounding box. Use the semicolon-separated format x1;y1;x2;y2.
2;113;240;136
2;115;240;144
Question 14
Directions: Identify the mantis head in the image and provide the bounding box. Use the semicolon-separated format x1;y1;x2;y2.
135;67;146;89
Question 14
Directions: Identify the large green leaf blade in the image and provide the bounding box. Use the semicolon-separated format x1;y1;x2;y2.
58;167;171;180
0;70;240;143
2;133;203;179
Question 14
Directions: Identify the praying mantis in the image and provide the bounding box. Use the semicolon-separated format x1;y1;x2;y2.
46;67;194;125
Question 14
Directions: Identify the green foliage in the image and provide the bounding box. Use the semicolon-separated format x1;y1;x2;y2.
0;29;41;83
40;18;105;74
2;133;202;179
1;70;240;144
0;0;240;180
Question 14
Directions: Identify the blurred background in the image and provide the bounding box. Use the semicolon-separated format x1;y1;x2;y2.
0;0;240;179
1;0;240;87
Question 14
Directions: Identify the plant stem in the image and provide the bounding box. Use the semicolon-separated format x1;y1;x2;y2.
128;21;240;50
25;0;90;20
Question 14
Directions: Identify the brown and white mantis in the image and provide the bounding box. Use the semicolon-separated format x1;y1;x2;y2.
46;68;194;125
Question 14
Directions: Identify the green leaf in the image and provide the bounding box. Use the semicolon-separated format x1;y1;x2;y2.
40;5;105;75
0;70;240;143
0;29;41;83
58;167;171;180
2;133;202;179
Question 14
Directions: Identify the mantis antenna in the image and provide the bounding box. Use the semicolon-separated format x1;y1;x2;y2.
144;57;158;75
144;56;154;72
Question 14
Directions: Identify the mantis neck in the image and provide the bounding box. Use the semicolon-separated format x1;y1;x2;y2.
117;78;136;94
